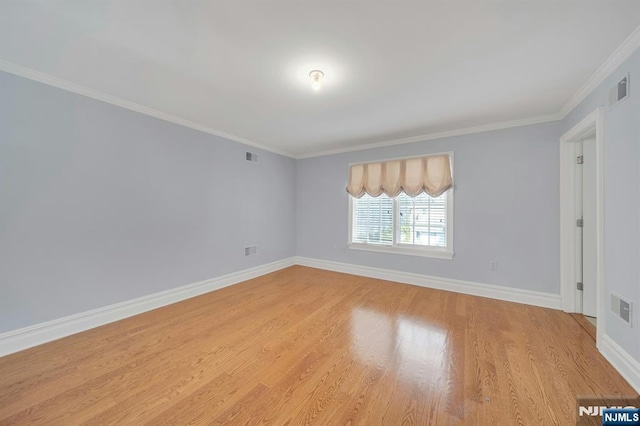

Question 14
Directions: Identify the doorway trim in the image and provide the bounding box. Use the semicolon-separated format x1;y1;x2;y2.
559;107;605;348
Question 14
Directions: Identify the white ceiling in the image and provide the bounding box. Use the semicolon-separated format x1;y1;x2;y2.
1;1;639;157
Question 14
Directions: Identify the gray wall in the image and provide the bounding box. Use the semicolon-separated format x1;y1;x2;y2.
2;48;639;366
563;48;640;362
0;71;296;333
296;122;562;295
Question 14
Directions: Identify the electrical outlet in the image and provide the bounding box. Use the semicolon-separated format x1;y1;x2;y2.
490;261;498;271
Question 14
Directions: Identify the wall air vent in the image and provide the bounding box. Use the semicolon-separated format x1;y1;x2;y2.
246;152;258;162
611;293;633;326
609;75;629;107
244;246;257;256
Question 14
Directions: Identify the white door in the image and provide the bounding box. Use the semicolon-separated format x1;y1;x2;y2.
582;138;597;317
574;141;584;313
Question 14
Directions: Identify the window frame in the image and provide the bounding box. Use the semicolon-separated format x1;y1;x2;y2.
347;152;454;260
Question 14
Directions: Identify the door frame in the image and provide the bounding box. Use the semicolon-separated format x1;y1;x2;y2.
559;107;605;347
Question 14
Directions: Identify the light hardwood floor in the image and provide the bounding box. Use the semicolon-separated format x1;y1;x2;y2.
0;266;636;425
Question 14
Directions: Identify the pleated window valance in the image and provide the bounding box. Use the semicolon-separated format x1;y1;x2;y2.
346;154;453;199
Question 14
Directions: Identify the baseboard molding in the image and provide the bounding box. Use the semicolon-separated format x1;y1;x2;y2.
600;334;640;394
0;257;295;357
294;256;562;310
6;255;635;393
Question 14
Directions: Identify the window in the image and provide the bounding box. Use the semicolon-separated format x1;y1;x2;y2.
347;153;454;259
349;191;452;258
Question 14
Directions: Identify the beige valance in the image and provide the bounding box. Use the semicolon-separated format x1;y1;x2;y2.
346;154;453;198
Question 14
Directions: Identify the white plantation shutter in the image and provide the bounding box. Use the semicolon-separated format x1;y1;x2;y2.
397;192;447;247
352;194;393;245
352;192;448;249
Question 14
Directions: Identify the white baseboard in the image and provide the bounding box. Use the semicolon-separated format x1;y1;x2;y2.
600;334;640;394
0;256;567;358
6;255;636;393
294;256;562;310
0;257;295;357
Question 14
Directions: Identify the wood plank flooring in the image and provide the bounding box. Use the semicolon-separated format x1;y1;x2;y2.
0;266;636;425
570;313;597;341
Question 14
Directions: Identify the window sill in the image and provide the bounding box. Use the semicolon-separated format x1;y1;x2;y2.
347;243;454;260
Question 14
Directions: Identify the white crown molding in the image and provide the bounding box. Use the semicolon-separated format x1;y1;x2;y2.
2;25;639;160
560;25;640;118
296;25;640;159
294;113;562;159
0;257;295;357
294;257;562;310
0;57;561;159
600;334;640;394
0;59;296;159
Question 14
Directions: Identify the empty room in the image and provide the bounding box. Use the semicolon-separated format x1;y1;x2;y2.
1;2;640;425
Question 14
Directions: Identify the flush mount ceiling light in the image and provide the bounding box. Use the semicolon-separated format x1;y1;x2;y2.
309;70;324;91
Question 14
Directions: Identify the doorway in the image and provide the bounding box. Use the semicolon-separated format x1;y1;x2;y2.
575;137;597;324
559;108;605;348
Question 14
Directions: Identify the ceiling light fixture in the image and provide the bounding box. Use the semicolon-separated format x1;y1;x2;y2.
309;70;324;91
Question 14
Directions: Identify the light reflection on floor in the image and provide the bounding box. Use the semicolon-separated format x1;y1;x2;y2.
350;307;448;388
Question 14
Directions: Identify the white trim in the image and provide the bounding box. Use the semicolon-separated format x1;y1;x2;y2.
559;108;606;348
347;243;454;260
560;25;640;118
1;25;637;160
0;59;561;160
296;114;562;159
0;59;295;159
0;257;295;357
600;334;640;394
4;255;636;392
294;257;562;310
560;108;604;143
297;26;640;159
